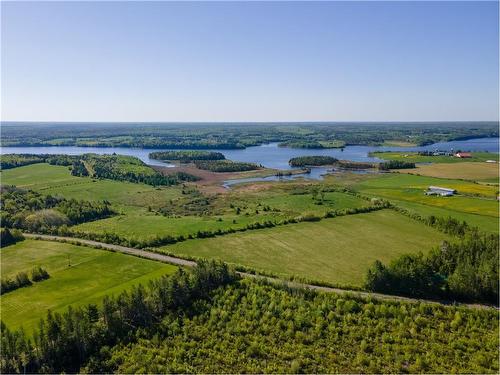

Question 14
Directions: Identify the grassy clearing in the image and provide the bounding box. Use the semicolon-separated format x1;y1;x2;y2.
397;162;499;182
159;210;450;287
388;199;499;233
73;209;283;241
382;140;418;147
1;163;182;208
1;239;177;332
373;151;498;163
350;174;498;215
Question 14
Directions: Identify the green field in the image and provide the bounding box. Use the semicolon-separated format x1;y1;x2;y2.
159;209;450;287
350;173;499;216
1;239;177;332
373;151;499;163
397;162;499;183
0;163;182;208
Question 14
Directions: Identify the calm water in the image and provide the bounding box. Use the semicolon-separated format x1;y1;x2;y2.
1;137;498;184
1;138;498;168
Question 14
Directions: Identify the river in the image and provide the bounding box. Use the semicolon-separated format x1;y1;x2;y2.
1;137;498;184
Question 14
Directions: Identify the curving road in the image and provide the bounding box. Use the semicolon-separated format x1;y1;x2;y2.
22;233;495;310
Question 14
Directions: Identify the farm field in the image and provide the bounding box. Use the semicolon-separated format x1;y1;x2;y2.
73;190;369;241
1;239;177;333
346;173;499;217
396;161;499;182
73;209;282;241
387;199;499;233
159;209;451;287
372;151;499;163
0;163;183;208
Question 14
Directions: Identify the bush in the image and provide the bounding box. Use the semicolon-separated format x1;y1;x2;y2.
31;266;50;282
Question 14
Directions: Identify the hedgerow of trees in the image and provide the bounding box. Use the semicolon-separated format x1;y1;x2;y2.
1;267;50;295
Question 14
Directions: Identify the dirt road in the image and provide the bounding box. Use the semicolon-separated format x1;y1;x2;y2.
23;233;495;310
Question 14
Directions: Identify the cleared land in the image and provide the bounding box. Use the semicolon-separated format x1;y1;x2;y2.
159;210;451;287
396;162;499;183
325;173;499;233
0;163;182;208
1;239;177;332
350;174;499;215
372;151;499;163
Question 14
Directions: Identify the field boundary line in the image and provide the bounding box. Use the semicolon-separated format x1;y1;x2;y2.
22;233;496;310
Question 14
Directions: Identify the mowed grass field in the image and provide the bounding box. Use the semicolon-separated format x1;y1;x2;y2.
0;163;182;208
159;210;451;287
397;162;499;183
1;239;177;333
351;174;499;216
373;151;499;163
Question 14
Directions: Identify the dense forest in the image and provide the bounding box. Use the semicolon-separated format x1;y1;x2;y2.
2;268;497;373
2;122;497;149
365;230;499;304
289;156;338;167
193;160;260;172
149;151;225;161
0;186;114;232
0;261;237;373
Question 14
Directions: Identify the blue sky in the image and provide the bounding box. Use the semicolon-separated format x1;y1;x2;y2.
1;1;498;122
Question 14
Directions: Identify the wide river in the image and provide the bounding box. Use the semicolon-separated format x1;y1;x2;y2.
1;137;498;170
2;137;498;185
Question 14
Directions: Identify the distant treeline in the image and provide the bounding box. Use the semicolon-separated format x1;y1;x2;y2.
0;186;114;233
149;151;226;161
0;261;237;374
289;156;338;167
193;160;260;172
379;160;416;170
2;122;497;149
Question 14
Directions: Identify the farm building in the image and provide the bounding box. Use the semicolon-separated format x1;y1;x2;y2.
425;186;456;196
454;152;472;158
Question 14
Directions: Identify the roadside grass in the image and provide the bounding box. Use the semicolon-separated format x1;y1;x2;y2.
396;162;499;182
0;239;177;333
158;209;450;287
0;163;182;208
372;151;498;163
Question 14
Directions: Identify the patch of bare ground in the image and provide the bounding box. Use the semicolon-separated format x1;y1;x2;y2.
151;164;277;193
